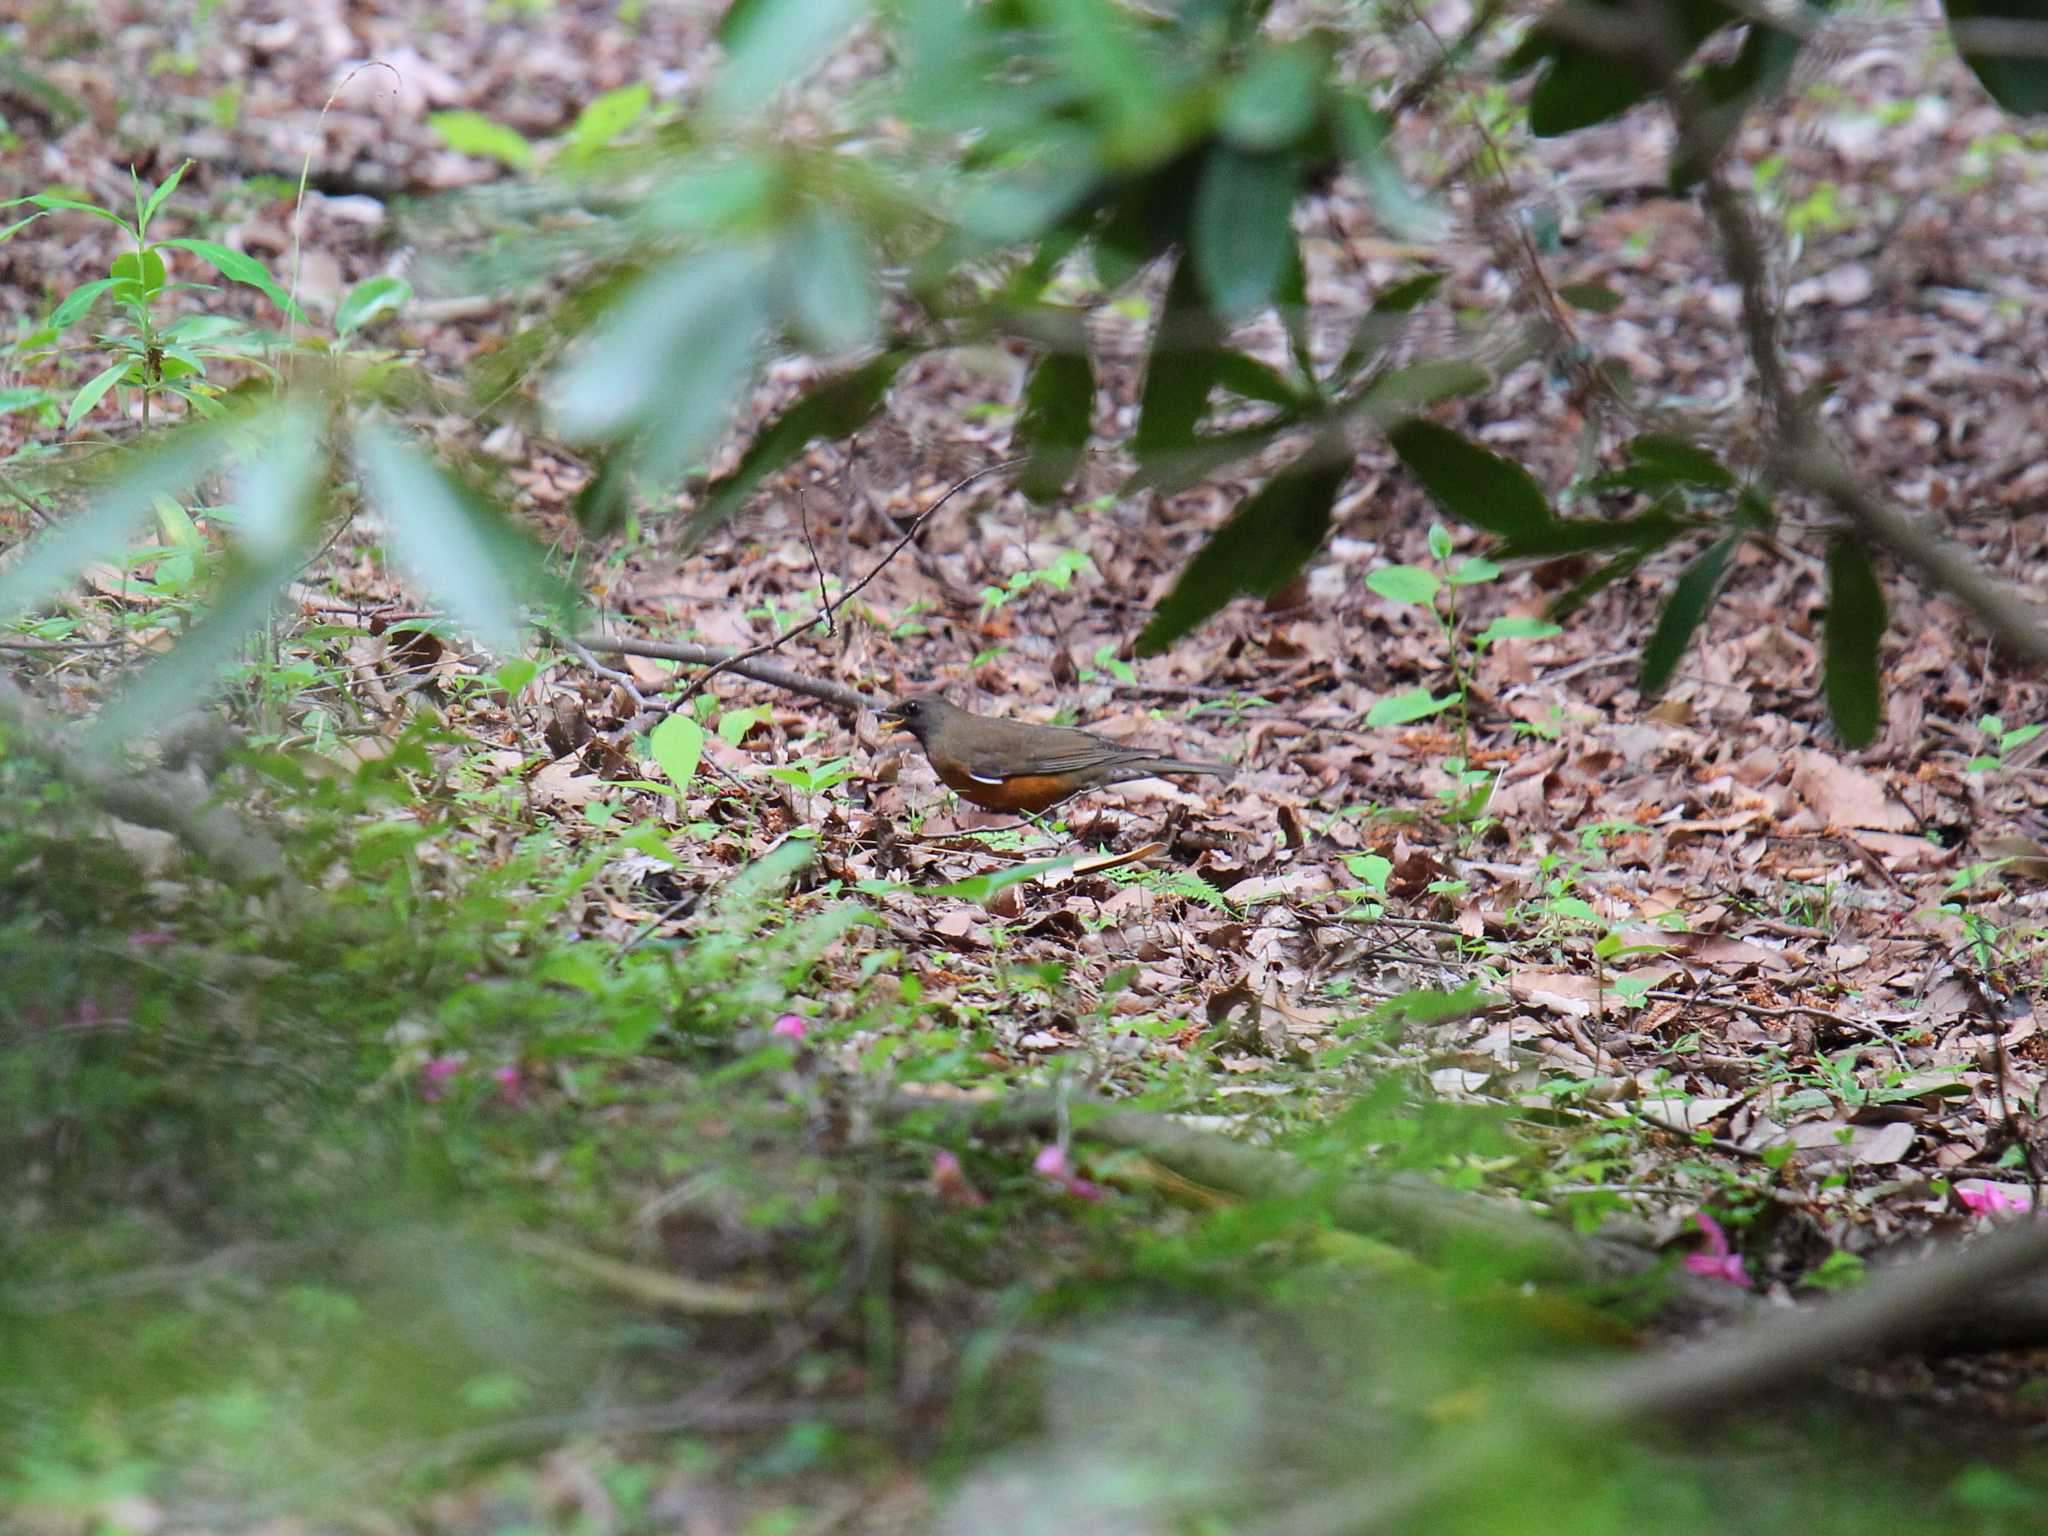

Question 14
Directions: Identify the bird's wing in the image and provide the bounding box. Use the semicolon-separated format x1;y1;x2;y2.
958;722;1135;780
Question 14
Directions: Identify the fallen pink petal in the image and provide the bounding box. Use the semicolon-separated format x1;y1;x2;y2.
491;1065;522;1101
1682;1212;1749;1287
770;1013;808;1041
1956;1181;2033;1217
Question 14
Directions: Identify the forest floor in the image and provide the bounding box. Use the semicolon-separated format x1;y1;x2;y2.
9;1;2048;1532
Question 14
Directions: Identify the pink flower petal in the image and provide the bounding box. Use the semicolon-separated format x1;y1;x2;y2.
1033;1145;1070;1179
491;1065;522;1102
1684;1252;1750;1287
1957;1181;2033;1216
770;1013;808;1041
1682;1212;1748;1287
419;1057;462;1101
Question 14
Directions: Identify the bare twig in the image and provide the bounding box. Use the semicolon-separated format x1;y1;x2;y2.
0;636;129;652
573;633;877;713
548;628;647;710
798;488;834;638
0;467;58;529
662;457;1026;716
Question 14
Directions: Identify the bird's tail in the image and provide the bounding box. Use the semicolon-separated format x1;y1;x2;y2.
1126;755;1235;782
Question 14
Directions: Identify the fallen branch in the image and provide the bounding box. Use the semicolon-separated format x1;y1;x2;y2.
0;672;285;886
921;1088;1744;1308
1552;1211;2048;1423
927;1086;2048;1361
570;633;878;713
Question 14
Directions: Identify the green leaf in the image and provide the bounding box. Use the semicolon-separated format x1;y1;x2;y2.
1556;280;1622;313
569;81;652;154
717;705;771;746
1639;532;1740;699
1366;688;1458;726
551;247;767;471
1275;237;1317;393
1823;535;1886;748
335;275;412;338
1367;565;1440;606
1218;41;1325;150
1192;145;1297;321
921;854;1083;906
498;658;540;694
1449;556;1501;585
0;386;54;416
1594;433;1737;493
1495;508;1687;561
713;0;866;117
1478;615;1563;649
138;160;192;231
1015;350;1093;503
110;247;166;300
65;359;132;429
1133;259;1225;463
225;399;327;560
354;419;555;654
783;211;878;355
1373;271;1449;313
1389;419;1555;540
21;191;129;225
50;278;115;328
1511;23;1654;137
1353;359;1490;419
428;109;536;169
156;238;309;323
643;155;782;233
1337;270;1447;379
1548;547;1649;620
649;713;706;792
1121;421;1295;498
1137;453;1348;655
0;414;235;621
1213;351;1309;408
687;351;905;537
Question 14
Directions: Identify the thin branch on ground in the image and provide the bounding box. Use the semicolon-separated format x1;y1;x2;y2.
0;672;285;886
1550;1205;2048;1421
572;633;877;713
0;467;58;528
797;487;835;638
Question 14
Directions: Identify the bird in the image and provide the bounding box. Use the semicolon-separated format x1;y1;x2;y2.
876;694;1235;816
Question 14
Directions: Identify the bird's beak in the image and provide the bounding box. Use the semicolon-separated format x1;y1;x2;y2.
877;705;909;731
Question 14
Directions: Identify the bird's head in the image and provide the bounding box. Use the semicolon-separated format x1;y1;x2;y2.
877;694;949;742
